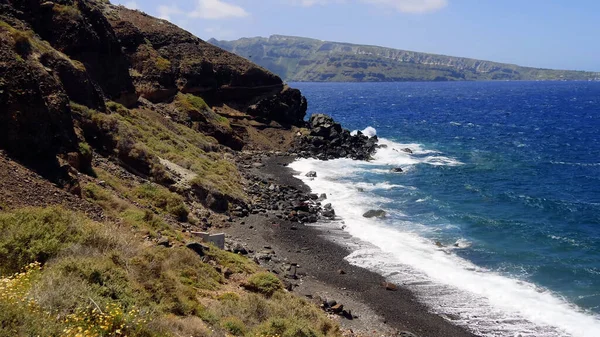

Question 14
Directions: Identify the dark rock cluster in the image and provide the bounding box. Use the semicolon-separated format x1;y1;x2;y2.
247;86;308;126
293;114;379;160
234;174;334;224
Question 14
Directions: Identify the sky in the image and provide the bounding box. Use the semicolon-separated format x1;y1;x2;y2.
112;0;600;72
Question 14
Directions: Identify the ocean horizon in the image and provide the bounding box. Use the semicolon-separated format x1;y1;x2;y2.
289;81;600;336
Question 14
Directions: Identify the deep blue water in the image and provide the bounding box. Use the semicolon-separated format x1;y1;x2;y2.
291;81;600;313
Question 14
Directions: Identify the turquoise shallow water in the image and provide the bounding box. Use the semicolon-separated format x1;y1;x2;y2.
290;81;600;336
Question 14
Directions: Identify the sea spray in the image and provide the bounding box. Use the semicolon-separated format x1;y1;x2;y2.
289;134;600;337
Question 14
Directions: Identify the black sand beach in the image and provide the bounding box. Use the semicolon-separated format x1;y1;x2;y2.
225;155;477;337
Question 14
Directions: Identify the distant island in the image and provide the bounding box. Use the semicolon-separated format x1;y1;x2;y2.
209;35;600;82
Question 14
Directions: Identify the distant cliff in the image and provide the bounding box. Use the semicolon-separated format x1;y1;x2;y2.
210;35;600;82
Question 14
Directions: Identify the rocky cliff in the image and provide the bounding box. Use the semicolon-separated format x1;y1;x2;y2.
0;1;308;191
0;1;357;337
210;35;600;82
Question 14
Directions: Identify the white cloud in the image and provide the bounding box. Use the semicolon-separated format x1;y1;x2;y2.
362;0;447;13
123;1;138;9
288;0;346;6
286;0;447;13
158;5;184;20
189;0;250;19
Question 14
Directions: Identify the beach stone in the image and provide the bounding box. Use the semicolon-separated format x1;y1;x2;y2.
232;243;248;255
381;281;398;291
322;209;335;218
398;332;419;337
363;209;386;218
305;171;317;178
293;201;309;212
330;303;344;313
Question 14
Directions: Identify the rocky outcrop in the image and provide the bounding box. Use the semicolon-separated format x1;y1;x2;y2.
363;209;386;218
106;6;286;107
0;0;309;190
0;17;83;187
5;0;137;105
247;86;307;126
294;114;379;160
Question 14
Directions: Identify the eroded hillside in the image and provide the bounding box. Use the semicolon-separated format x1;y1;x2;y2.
0;1;348;336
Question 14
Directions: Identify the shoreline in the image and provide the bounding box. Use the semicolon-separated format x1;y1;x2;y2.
225;154;476;337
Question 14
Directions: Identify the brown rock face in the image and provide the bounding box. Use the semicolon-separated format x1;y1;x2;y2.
0;0;307;187
0;22;79;185
107;7;285;105
5;0;137;105
247;86;308;126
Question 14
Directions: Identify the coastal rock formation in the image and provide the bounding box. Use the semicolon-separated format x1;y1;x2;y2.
107;6;284;106
294;113;379;160
0;0;308;190
363;209;387;218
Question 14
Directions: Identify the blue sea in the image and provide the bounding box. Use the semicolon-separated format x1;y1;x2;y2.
289;81;600;337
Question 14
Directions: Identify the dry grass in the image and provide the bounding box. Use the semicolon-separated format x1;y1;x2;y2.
0;205;341;336
78;103;246;201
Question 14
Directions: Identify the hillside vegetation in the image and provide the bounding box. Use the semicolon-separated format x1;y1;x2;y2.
210;35;600;82
0;1;343;336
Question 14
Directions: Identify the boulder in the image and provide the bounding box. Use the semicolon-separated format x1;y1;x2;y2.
322;209;335;219
381;281;398;291
401;148;414;154
293;200;309;212
305;171;317;178
186;242;209;257
363;209;386;218
390;167;404;173
232;243;248;255
295;114;379;161
330;303;344;313
309;114;336;129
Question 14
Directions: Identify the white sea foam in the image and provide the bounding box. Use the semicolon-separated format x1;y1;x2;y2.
550;161;600;167
289;131;600;337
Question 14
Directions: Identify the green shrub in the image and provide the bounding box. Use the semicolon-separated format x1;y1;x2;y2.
106;101;129;115
244;272;283;297
222;316;246;336
0;207;90;275
175;93;209;112
205;246;257;274
218;292;240;302
11;30;32;56
134;183;189;221
254;318;320;337
79;141;92;159
156;57;171;71
52;4;82;19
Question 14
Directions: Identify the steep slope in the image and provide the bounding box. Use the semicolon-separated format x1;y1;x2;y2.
210;35;600;82
0;2;350;337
